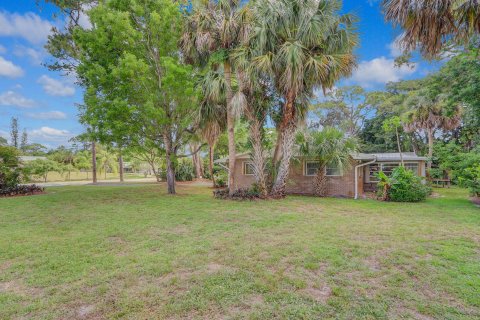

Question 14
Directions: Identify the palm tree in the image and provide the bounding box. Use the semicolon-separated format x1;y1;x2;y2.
403;95;462;170
74;150;92;180
299;127;358;196
198;69;228;187
181;0;250;195
382;0;480;58
97;147;118;180
247;0;358;197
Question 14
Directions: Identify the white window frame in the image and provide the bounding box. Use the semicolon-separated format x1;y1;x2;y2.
243;161;254;175
304;160;320;176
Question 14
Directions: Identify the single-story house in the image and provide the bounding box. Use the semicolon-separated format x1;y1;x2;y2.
18;156;47;162
217;152;427;199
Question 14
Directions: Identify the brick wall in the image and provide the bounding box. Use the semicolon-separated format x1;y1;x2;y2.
232;157;358;197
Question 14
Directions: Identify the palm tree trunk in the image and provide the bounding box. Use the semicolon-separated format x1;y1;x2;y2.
314;164;327;197
271;91;297;197
209;145;216;188
92;141;97;184
249;116;268;198
119;153;124;182
427;127;434;171
271;123;296;197
164;134;176;194
224;61;236;195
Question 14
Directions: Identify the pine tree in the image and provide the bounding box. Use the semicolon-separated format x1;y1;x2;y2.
10;117;19;148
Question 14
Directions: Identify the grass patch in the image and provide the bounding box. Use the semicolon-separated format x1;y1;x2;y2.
0;185;479;319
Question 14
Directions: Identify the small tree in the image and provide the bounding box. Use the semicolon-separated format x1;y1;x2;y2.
299;127;357;196
26;159;60;183
383;116;404;165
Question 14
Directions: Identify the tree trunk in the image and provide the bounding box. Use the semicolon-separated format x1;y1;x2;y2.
271;91;297;197
314;164;327;197
270;123;296;197
92;141;97;183
119;152;124;182
224;61;236;195
104;164;107;180
395;128;404;166
209;145;216;188
272;127;283;168
427;127;434;171
249;116;268;198
164;135;176;194
190;143;203;179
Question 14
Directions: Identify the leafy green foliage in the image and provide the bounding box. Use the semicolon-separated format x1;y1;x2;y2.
458;165;480;197
377;166;430;202
24;159;61;183
0;146;21;190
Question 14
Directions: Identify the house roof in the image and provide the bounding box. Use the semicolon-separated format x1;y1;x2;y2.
351;152;428;161
215;152;427;163
18;156;47;162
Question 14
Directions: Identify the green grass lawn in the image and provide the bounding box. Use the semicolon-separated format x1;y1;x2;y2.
0;185;479;319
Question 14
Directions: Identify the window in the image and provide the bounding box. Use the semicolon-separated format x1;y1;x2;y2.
326;163;342;176
368;162;419;182
243;162;254;175
405;163;418;173
304;160;320;176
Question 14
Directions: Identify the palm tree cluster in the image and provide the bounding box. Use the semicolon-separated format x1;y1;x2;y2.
183;0;358;198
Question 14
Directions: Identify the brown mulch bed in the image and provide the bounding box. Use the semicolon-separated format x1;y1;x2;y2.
0;191;46;198
470;197;480;206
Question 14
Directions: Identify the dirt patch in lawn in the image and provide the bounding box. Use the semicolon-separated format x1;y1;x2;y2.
0;279;43;297
301;286;332;303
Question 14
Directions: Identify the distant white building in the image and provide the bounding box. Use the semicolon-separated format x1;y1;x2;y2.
18;156;47;162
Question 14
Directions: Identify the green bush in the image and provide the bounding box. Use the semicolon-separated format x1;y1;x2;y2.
213;171;227;187
458;165;480;197
160;158;195;181
0;146;22;189
377;166;430;202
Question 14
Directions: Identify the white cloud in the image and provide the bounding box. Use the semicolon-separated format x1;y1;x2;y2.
29;126;73;143
0;11;53;44
349;57;418;87
387;36;404;58
37;75;76;96
0;91;36;108
0;56;24;78
25;111;67;120
0;45;6;54
14;46;45;65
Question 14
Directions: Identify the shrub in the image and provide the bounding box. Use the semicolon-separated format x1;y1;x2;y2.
175;159;194;181
159;158;195;181
377;166;430;202
458;165;480;197
0;146;22;189
213;171;227;187
213;187;260;200
0;146;43;197
0;184;44;197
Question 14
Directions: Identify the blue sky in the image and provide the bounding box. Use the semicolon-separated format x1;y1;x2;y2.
0;0;444;148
